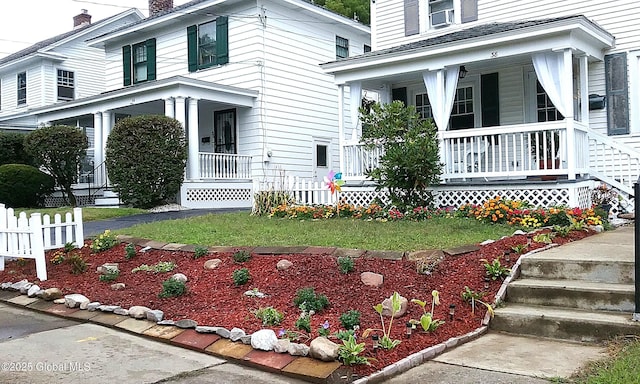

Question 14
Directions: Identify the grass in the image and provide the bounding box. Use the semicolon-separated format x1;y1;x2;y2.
115;212;515;251
20;207;147;222
570;337;640;384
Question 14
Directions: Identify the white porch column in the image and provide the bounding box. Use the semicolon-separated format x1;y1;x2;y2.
187;97;200;180
174;96;187;179
579;55;589;124
164;97;175;119
93;112;103;186
338;84;345;174
562;49;576;180
436;69;447;183
101;111;113;185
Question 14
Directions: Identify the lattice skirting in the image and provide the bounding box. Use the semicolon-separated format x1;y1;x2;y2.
180;182;253;209
44;194;95;207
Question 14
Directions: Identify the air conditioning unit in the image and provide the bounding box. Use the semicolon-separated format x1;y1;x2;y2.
430;9;454;27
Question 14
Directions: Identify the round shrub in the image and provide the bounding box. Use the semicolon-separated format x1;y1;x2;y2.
0;132;33;166
106;115;187;208
0;164;54;207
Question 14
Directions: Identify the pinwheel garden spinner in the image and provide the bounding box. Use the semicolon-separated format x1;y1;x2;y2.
324;170;345;216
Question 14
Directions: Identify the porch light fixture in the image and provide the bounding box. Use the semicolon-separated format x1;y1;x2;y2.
449;304;456;320
459;65;468;79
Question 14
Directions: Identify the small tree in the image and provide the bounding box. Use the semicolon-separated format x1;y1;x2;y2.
0;132;33;166
24;125;88;207
359;101;442;209
106;115;187;208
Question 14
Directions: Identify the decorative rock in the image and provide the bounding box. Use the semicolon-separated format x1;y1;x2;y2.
216;327;231;339
276;259;293;271
274;339;291;353
195;326;220;333
480;239;495;246
35;289;45;298
512;230;527;236
229;327;246;342
309;337;340;362
10;279;29;291
381;294;409;317
288;342;310;357
65;294;90;308
111;283;126;290
175;319;198;329
19;282;34;294
53;298;66;304
244;289;266;298
157;320;175;326
128;306;151;319
27;285;40;298
97;263;119;274
147;310;164;322
203;259;222;270
140;246;152;253
171;273;188;283
98;305;121;312
1;282;12;290
41;288;63;301
114;308;129;316
87;302;101;311
240;335;252;345
79;301;91;310
592;225;604;233
360;272;384;287
250;329;278;351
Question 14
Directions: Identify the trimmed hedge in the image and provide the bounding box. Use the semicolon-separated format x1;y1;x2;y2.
0;164;55;208
0;132;33;166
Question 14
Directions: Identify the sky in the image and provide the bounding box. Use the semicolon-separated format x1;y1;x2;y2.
0;0;191;59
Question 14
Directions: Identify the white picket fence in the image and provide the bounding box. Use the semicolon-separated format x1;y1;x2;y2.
259;176;337;205
0;204;84;281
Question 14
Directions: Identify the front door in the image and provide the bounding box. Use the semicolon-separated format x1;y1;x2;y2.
214;109;236;154
313;138;331;182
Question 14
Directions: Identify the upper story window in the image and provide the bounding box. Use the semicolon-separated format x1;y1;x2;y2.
57;70;74;101
405;0;477;36
187;16;229;72
17;72;26;105
364;44;371;53
122;38;156;86
428;0;454;28
336;36;349;59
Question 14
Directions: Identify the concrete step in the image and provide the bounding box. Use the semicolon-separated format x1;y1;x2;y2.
491;303;640;343
507;278;635;312
520;256;635;284
93;196;121;207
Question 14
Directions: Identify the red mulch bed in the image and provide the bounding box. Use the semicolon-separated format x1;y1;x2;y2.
1;229;593;376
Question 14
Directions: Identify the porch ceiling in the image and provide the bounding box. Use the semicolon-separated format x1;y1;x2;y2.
323;15;615;85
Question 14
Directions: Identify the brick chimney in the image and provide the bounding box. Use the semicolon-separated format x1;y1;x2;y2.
73;9;92;28
149;0;174;16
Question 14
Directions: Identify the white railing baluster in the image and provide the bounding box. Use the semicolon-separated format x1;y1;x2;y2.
54;214;62;248
43;214;51;249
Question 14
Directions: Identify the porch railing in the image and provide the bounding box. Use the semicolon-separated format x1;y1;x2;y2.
342;141;383;180
199;153;252;180
588;130;640;196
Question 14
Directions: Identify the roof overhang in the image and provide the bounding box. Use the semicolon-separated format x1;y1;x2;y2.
322;16;614;85
0;52;67;73
29;76;258;122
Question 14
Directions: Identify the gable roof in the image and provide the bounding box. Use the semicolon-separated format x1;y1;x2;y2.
0;9;142;66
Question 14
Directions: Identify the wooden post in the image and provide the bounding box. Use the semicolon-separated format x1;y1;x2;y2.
29;213;47;281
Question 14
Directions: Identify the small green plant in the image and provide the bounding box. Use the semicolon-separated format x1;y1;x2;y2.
570;220;586;231
63;242;75;253
253;306;284;326
334;329;356;341
293;287;330;313
50;250;65;265
481;258;511;281
131;261;176;273
68;253;87;275
90;229;118;253
99;269;120;282
318;320;331;337
337;256;355;274
339;309;361;330
295;313;312;333
461;286;494;317
232;268;250;286
338;335;372;366
233;250;251;263
511;243;528;254
363;291;403;350
16;258;27;267
193;245;208;259
124;243;136;260
553;225;572;237
410;290;444;332
533;232;554;244
159;277;187;298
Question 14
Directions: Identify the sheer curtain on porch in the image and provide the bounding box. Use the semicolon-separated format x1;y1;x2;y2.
532;52;570;116
349;81;362;139
422;67;460;129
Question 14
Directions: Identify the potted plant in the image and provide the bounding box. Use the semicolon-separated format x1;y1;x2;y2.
530;130;561;180
591;183;618;217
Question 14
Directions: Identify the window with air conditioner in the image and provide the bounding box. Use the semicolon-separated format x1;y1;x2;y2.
428;0;454;28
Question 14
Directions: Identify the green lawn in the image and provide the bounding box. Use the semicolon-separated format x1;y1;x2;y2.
572;338;640;384
20;207;147;222
116;212;515;251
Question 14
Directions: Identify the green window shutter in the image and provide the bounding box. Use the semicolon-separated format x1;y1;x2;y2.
146;38;156;81
187;25;198;72
122;45;132;86
404;0;419;36
216;16;229;65
605;53;629;135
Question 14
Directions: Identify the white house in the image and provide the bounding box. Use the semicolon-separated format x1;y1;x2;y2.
12;0;370;208
322;0;640;210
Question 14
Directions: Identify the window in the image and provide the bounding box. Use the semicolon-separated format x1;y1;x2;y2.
214;109;236;154
336;36;349;59
605;52;629;135
364;44;371;53
122;38;156;86
57;70;74;101
405;0;477;35
415;93;433;120
450;86;474;129
187;16;229;72
316;144;328;167
17;72;26;105
428;0;454;29
536;81;564;122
